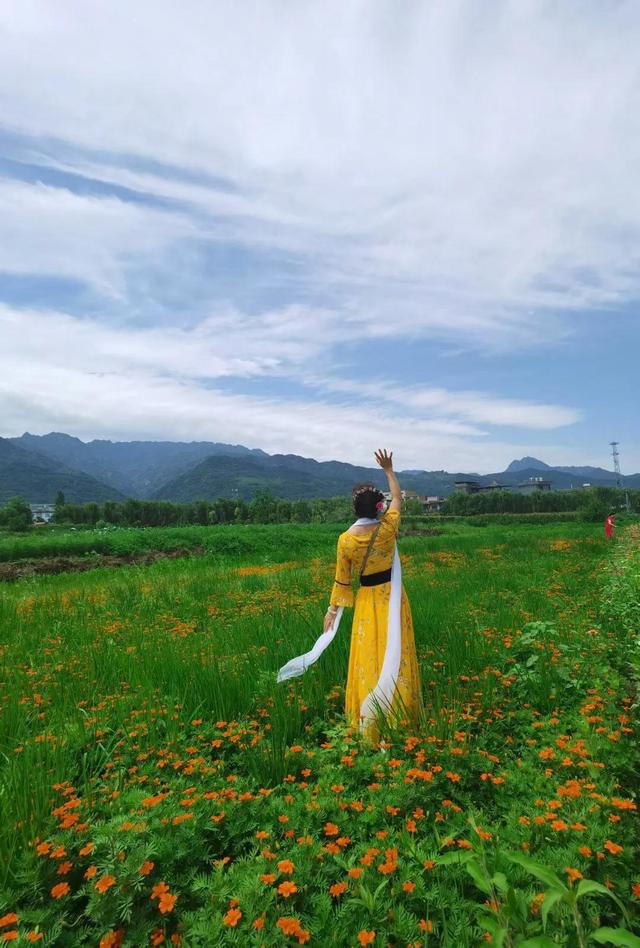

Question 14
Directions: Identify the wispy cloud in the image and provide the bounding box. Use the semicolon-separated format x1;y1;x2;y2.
0;304;581;470
0;1;638;468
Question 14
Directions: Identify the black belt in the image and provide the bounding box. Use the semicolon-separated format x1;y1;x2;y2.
360;568;392;587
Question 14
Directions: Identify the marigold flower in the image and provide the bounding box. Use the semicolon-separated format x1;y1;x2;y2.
0;932;18;942
223;908;242;927
565;867;583;884
348;867;364;879
330;881;348;897
632;882;640;898
26;934;44;943
151;882;170;900
358;932;376;945
324;822;339;836
402;881;416;892
278;881;298;897
158;893;177;914
604;840;623;855
50;883;70;899
260;873;276;884
99;931;124;948
277;859;295;875
0;916;18;928
95;874;116;894
139;860;155;876
79;842;94;856
419;919;433;933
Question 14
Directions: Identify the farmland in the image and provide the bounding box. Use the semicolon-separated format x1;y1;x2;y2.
0;521;638;946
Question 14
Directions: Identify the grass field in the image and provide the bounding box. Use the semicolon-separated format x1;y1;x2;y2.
1;521;638;946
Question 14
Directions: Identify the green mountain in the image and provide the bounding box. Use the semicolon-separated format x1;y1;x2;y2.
0;438;126;504
5;432;639;504
11;432;268;497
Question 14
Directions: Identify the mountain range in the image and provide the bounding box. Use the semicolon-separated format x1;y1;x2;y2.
1;433;638;505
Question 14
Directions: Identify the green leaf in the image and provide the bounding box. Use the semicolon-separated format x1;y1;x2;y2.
576;879;629;919
478;915;507;947
491;872;509;895
591;928;640;948
465;857;493;895
517;937;557;948
504;851;567;892
541;887;565;930
437;851;474;866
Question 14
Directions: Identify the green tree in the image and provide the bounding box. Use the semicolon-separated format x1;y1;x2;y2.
0;496;33;532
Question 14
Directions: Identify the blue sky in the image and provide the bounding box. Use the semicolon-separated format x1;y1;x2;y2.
0;1;638;473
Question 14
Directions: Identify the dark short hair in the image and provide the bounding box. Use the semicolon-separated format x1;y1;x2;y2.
352;482;384;518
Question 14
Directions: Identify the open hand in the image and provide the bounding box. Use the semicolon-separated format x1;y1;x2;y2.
374;449;393;471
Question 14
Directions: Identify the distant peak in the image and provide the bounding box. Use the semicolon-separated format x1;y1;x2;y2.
505;456;552;473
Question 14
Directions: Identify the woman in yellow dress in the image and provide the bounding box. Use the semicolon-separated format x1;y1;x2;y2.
324;449;423;742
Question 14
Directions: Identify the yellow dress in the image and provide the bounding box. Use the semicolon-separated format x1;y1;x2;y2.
330;508;423;741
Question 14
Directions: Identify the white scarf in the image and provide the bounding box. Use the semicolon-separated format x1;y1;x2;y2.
276;517;402;733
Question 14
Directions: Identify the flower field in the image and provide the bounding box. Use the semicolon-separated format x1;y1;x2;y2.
1;521;639;946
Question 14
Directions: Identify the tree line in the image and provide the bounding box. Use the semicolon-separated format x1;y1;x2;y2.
441;485;639;520
1;485;637;533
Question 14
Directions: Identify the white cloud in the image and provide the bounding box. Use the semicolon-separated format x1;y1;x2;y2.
0;177;197;296
1;1;639;338
307;377;580;430
0;303;584;471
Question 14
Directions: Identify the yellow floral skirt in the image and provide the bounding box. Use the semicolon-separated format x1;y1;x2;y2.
345;582;423;743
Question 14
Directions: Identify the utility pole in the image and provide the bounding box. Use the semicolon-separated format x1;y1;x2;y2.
610;441;631;510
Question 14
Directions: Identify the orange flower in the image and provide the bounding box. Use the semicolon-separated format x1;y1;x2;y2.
402;881;416;892
50;883;70;899
0;932;18;943
79;842;94;856
151;882;170;900
150;931;165;946
260;873;276;884
99;931;124;948
278;881;298;898
277;917;302;936
139;860;155;876
84;865;98;880
348;867;364;879
0;916;18;928
419;919;433;933
277;860;295;875
26;934;44;943
324;822;339;836
604;840;624;855
579;846;592;858
223;908;242;927
632;882;640;898
253;914;266;931
358;932;376;945
565;867;583;884
95;874;116;894
158;893;177;914
329;881;348;897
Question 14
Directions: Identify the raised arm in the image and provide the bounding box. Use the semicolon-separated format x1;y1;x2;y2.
375;449;401;512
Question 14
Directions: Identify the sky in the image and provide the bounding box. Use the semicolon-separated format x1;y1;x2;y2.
0;0;638;474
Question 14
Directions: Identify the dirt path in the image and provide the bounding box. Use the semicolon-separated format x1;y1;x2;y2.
0;545;206;582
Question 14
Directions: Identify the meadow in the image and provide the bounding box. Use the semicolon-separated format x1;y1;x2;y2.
0;520;638;946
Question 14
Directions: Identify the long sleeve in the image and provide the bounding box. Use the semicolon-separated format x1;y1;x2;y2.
330;535;354;607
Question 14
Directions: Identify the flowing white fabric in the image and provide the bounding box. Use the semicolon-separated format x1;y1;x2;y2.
276;516;403;734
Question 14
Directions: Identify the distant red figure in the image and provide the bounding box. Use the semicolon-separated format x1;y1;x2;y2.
605;514;616;538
